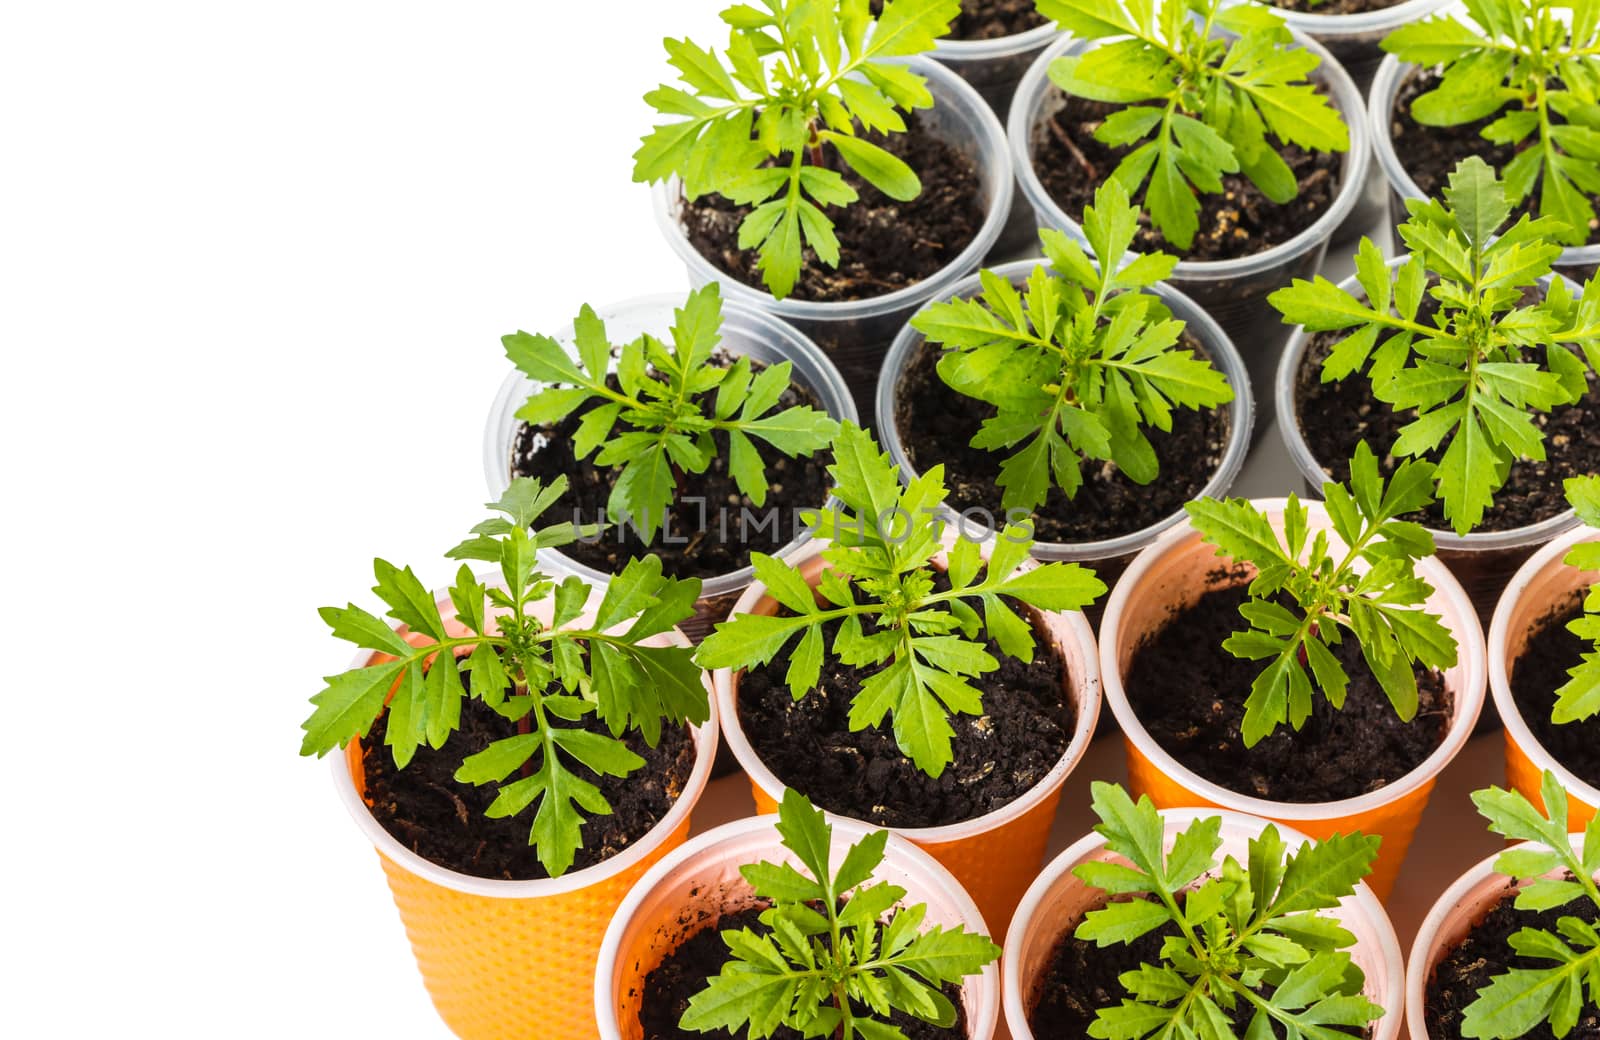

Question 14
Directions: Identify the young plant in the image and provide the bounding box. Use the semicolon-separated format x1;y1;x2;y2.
1382;0;1600;246
633;0;961;299
681;788;1000;1039
1270;157;1599;534
1036;0;1349;249
503;284;838;544
910;179;1234;514
1554;476;1600;724
1459;771;1600;1040
298;478;709;877
1184;442;1459;747
697;422;1106;777
1073;781;1383;1040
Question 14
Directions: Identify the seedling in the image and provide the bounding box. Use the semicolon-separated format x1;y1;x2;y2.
1185;442;1459;747
298;478;709;877
1037;0;1349;249
681;788;1000;1039
1270;157;1599;534
697;422;1105;777
503;284;838;544
1382;0;1600;246
1459;771;1600;1040
1073;781;1383;1040
1554;476;1600;724
634;0;961;299
910;179;1234;514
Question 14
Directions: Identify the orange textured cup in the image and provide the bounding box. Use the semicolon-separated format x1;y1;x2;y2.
713;535;1102;939
330;586;718;1040
1099;499;1487;901
1489;527;1600;830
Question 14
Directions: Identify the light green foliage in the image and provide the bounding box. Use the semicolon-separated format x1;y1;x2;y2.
910;181;1234;514
1460;771;1600;1039
696;423;1105;777
1382;0;1600;246
299;479;708;877
503;284;838;544
1185;443;1458;747
681;789;1000;1039
1072;782;1382;1040
1555;476;1600;724
1270;157;1599;535
1037;0;1349;249
634;0;961;299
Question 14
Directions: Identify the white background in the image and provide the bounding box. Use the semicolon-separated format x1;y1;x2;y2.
2;2;1508;1037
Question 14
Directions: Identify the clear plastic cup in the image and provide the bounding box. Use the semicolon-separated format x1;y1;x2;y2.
1274;257;1583;628
875;258;1255;600
1010;29;1371;436
652;56;1014;422
1276;0;1453;92
482;294;858;644
1369;53;1600;283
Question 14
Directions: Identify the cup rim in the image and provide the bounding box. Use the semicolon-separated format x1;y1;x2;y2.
931;20;1062;62
1275;0;1453;35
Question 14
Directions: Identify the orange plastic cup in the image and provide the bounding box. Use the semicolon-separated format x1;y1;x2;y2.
1098;499;1487;901
713;535;1103;938
1489;527;1600;830
330;588;718;1040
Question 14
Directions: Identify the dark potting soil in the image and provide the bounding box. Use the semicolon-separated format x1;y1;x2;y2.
737;583;1074;828
639;906;967;1040
1392;70;1600;247
510;358;833;580
1296;329;1600;533
872;0;1047;39
893;336;1231;544
1425;883;1600;1040
680;113;984;303
1032;94;1341;262
1271;0;1404;13
361;690;695;881
1124;583;1452;803
1512;596;1600;788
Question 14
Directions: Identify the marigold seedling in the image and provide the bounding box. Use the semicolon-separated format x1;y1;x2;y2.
503;284;838;544
634;0;961;299
1382;0;1600;246
1037;0;1349;249
1460;771;1600;1040
1270;157;1600;534
1554;476;1600;724
299;478;708;877
1072;781;1383;1040
696;422;1105;777
1184;442;1459;747
910;179;1234;513
681;788;1000;1039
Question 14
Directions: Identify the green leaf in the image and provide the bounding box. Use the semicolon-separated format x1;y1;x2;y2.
823;132;920;201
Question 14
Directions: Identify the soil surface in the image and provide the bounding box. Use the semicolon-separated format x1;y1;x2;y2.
1271;0;1404;12
737;577;1074;827
510;356;833;580
1392;69;1600;246
1296;329;1600;533
361;685;695;880
681;113;983;303
1512;596;1600;788
1123;583;1452;803
639;905;967;1040
1425;884;1600;1040
894;335;1231;545
1033;93;1341;262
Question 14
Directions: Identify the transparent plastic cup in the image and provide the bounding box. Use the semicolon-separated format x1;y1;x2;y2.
875;259;1255;601
1004;809;1404;1040
1370;54;1600;284
652;56;1014;422
1276;0;1453;93
1274;258;1583;629
483;294;857;645
1010;30;1371;435
594;814;1000;1040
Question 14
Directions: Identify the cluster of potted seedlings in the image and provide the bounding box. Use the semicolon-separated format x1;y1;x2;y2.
301;1;1600;1038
